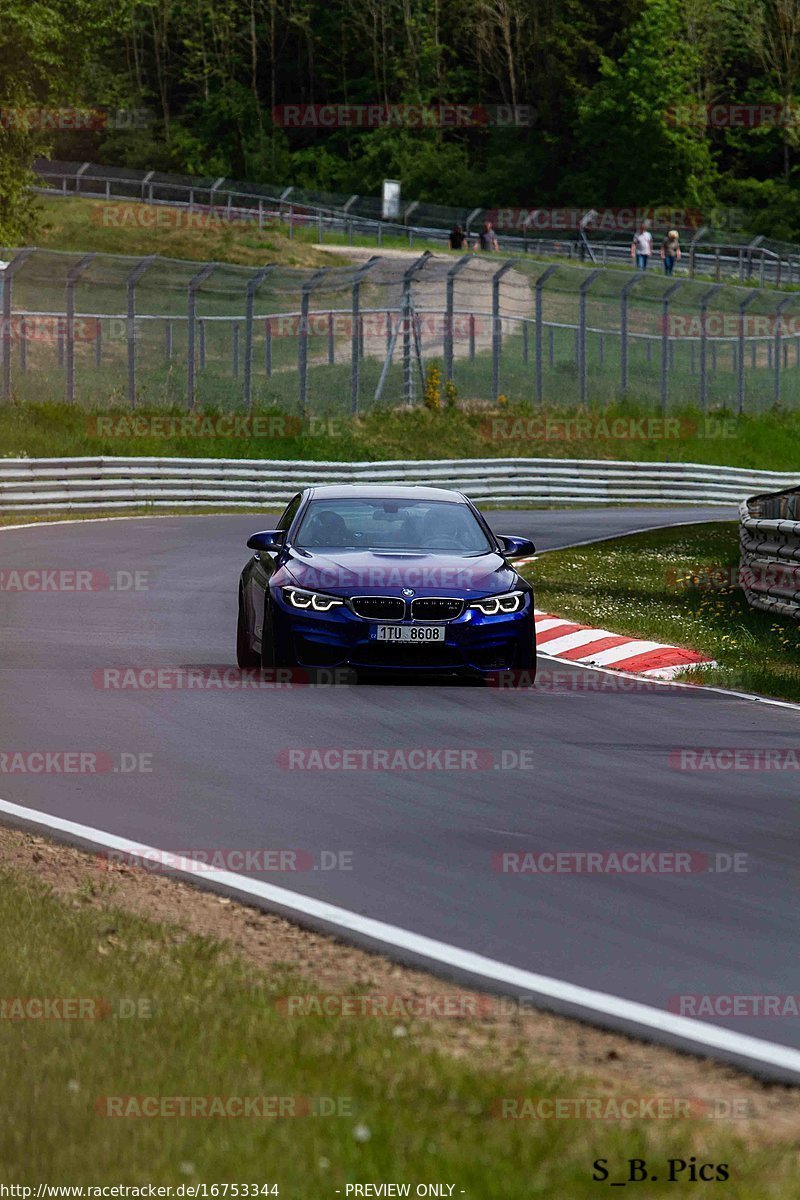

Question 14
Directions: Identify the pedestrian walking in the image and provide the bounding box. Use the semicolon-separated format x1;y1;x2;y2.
631;223;653;271
661;229;681;275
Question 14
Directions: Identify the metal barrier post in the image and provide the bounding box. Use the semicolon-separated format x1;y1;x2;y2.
350;257;380;415
299;269;329;417
619;274;644;396
1;250;33;402
578;270;602;405
243;266;275;409
65;254;95;404
660;280;683;414
187;263;216;410
698;284;723;412
445;257;472;383
402;254;432;405
491;261;516;404
125;256;156;410
736;289;759;415
534;265;558;404
773;295;794;405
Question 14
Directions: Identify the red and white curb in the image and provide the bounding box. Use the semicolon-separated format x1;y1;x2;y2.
533;609;716;679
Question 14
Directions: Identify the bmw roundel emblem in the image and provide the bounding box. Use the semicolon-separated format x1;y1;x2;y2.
402;588;415;597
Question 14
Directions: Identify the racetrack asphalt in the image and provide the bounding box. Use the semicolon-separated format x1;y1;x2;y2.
2;504;798;1069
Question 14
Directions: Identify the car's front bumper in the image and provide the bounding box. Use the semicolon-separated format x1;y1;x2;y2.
271;590;536;675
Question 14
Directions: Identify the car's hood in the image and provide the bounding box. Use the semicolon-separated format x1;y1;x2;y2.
277;549;518;596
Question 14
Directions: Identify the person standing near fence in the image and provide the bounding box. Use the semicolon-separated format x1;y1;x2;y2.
449;224;468;250
474;220;499;252
660;229;681;275
631;223;653;270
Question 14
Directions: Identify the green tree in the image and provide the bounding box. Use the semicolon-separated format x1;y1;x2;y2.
571;0;717;206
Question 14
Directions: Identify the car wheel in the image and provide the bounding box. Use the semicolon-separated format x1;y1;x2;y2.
236;585;260;670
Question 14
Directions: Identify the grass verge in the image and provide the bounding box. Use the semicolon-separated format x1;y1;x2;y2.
3;401;800;469
0;825;799;1190
523;522;800;702
28;196;346;268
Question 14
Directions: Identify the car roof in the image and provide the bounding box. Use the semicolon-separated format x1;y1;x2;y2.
302;484;469;503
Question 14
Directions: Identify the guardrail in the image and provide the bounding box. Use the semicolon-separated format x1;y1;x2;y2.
1;456;797;512
739;485;800;620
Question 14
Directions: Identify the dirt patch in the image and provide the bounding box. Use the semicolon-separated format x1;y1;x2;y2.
1;821;798;1150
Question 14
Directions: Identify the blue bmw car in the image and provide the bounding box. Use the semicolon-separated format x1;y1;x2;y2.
236;484;536;678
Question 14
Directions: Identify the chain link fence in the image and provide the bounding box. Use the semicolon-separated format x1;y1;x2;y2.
4;246;800;415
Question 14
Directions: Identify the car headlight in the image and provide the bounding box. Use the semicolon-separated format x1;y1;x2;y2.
282;586;344;612
469;590;525;616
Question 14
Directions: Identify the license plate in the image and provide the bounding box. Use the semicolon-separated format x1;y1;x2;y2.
371;625;446;643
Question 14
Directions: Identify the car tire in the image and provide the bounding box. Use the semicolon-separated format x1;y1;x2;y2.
236;586;260;670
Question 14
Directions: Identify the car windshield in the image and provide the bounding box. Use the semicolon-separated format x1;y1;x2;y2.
294;498;493;553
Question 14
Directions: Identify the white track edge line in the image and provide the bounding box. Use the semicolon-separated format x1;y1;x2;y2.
0;793;798;1081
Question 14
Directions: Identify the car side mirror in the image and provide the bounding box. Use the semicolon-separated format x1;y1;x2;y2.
498;535;536;558
247;530;284;552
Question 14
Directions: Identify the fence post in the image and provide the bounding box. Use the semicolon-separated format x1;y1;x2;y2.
660;280;683;415
187;263;216;411
95;319;102;368
1;249;33;402
445;257;472;383
243;265;275;410
534;265;558;404
65;254;95;404
773;295;794;405
698;284;723;412
491;261;516;404
619;274;644;396
125;256;156;410
736;289;760;416
350;257;381;415
578;270;602;406
298;268;330;418
402;253;433;405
